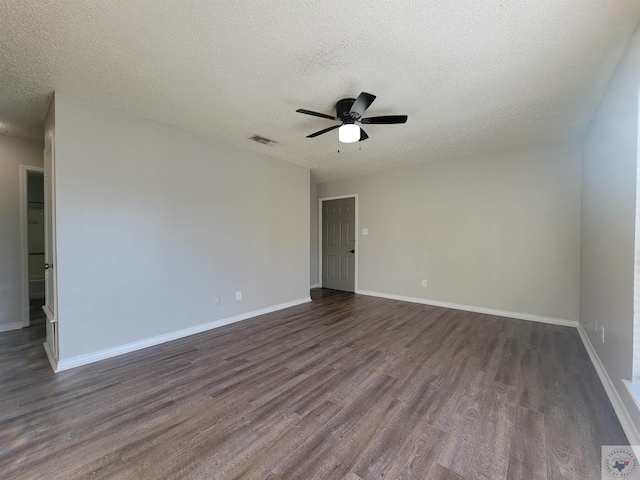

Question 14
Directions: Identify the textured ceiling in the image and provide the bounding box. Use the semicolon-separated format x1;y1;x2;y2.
1;1;639;182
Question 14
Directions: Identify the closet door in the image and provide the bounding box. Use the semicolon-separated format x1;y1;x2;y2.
43;133;58;361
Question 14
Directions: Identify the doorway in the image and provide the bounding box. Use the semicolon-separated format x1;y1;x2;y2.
319;195;358;292
20;166;45;329
20;134;58;366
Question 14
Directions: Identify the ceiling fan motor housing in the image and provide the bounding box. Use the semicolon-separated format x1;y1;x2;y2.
336;98;357;120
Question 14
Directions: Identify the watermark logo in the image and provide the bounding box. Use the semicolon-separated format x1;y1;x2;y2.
603;446;640;478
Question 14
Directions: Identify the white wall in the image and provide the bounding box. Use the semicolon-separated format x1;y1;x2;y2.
317;142;581;322
580;25;640;437
0;135;43;330
310;182;318;286
53;92;310;360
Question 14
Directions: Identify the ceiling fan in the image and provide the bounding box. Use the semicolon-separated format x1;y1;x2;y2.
296;92;408;143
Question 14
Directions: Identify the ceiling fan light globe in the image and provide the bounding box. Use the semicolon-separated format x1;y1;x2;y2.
339;124;360;143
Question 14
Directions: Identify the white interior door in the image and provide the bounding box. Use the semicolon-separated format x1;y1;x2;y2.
43;134;58;360
322;197;356;292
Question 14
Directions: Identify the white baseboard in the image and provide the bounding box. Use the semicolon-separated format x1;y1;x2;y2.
0;321;24;333
310;284;319;289
356;290;578;327
577;324;640;445
53;297;311;372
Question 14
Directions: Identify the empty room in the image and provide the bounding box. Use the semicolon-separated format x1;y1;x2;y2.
2;1;640;479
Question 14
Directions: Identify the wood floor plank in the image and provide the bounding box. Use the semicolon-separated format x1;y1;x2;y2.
546;450;590;480
436;394;482;478
541;330;585;464
517;348;545;413
507;406;547;480
383;421;447;479
495;337;523;387
468;382;516;480
220;400;344;480
273;374;399;478
427;464;466;480
306;394;403;479
0;291;627;479
351;396;434;479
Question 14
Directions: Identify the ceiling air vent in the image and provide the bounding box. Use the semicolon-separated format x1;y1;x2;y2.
249;135;277;146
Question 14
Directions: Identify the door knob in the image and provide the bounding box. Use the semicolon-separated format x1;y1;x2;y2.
44;263;53;269
349;250;355;254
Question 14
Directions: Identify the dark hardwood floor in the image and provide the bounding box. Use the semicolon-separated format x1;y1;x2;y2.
0;289;627;479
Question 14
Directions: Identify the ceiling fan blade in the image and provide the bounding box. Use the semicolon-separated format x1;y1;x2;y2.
296;109;341;121
359;115;408;125
350;92;376;118
359;129;369;141
307;124;341;138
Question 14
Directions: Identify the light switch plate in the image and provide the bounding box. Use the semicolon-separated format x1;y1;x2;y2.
362;228;368;235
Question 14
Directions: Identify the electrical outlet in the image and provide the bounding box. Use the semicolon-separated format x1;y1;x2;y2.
213;297;220;305
421;280;428;288
236;291;242;301
601;326;605;343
